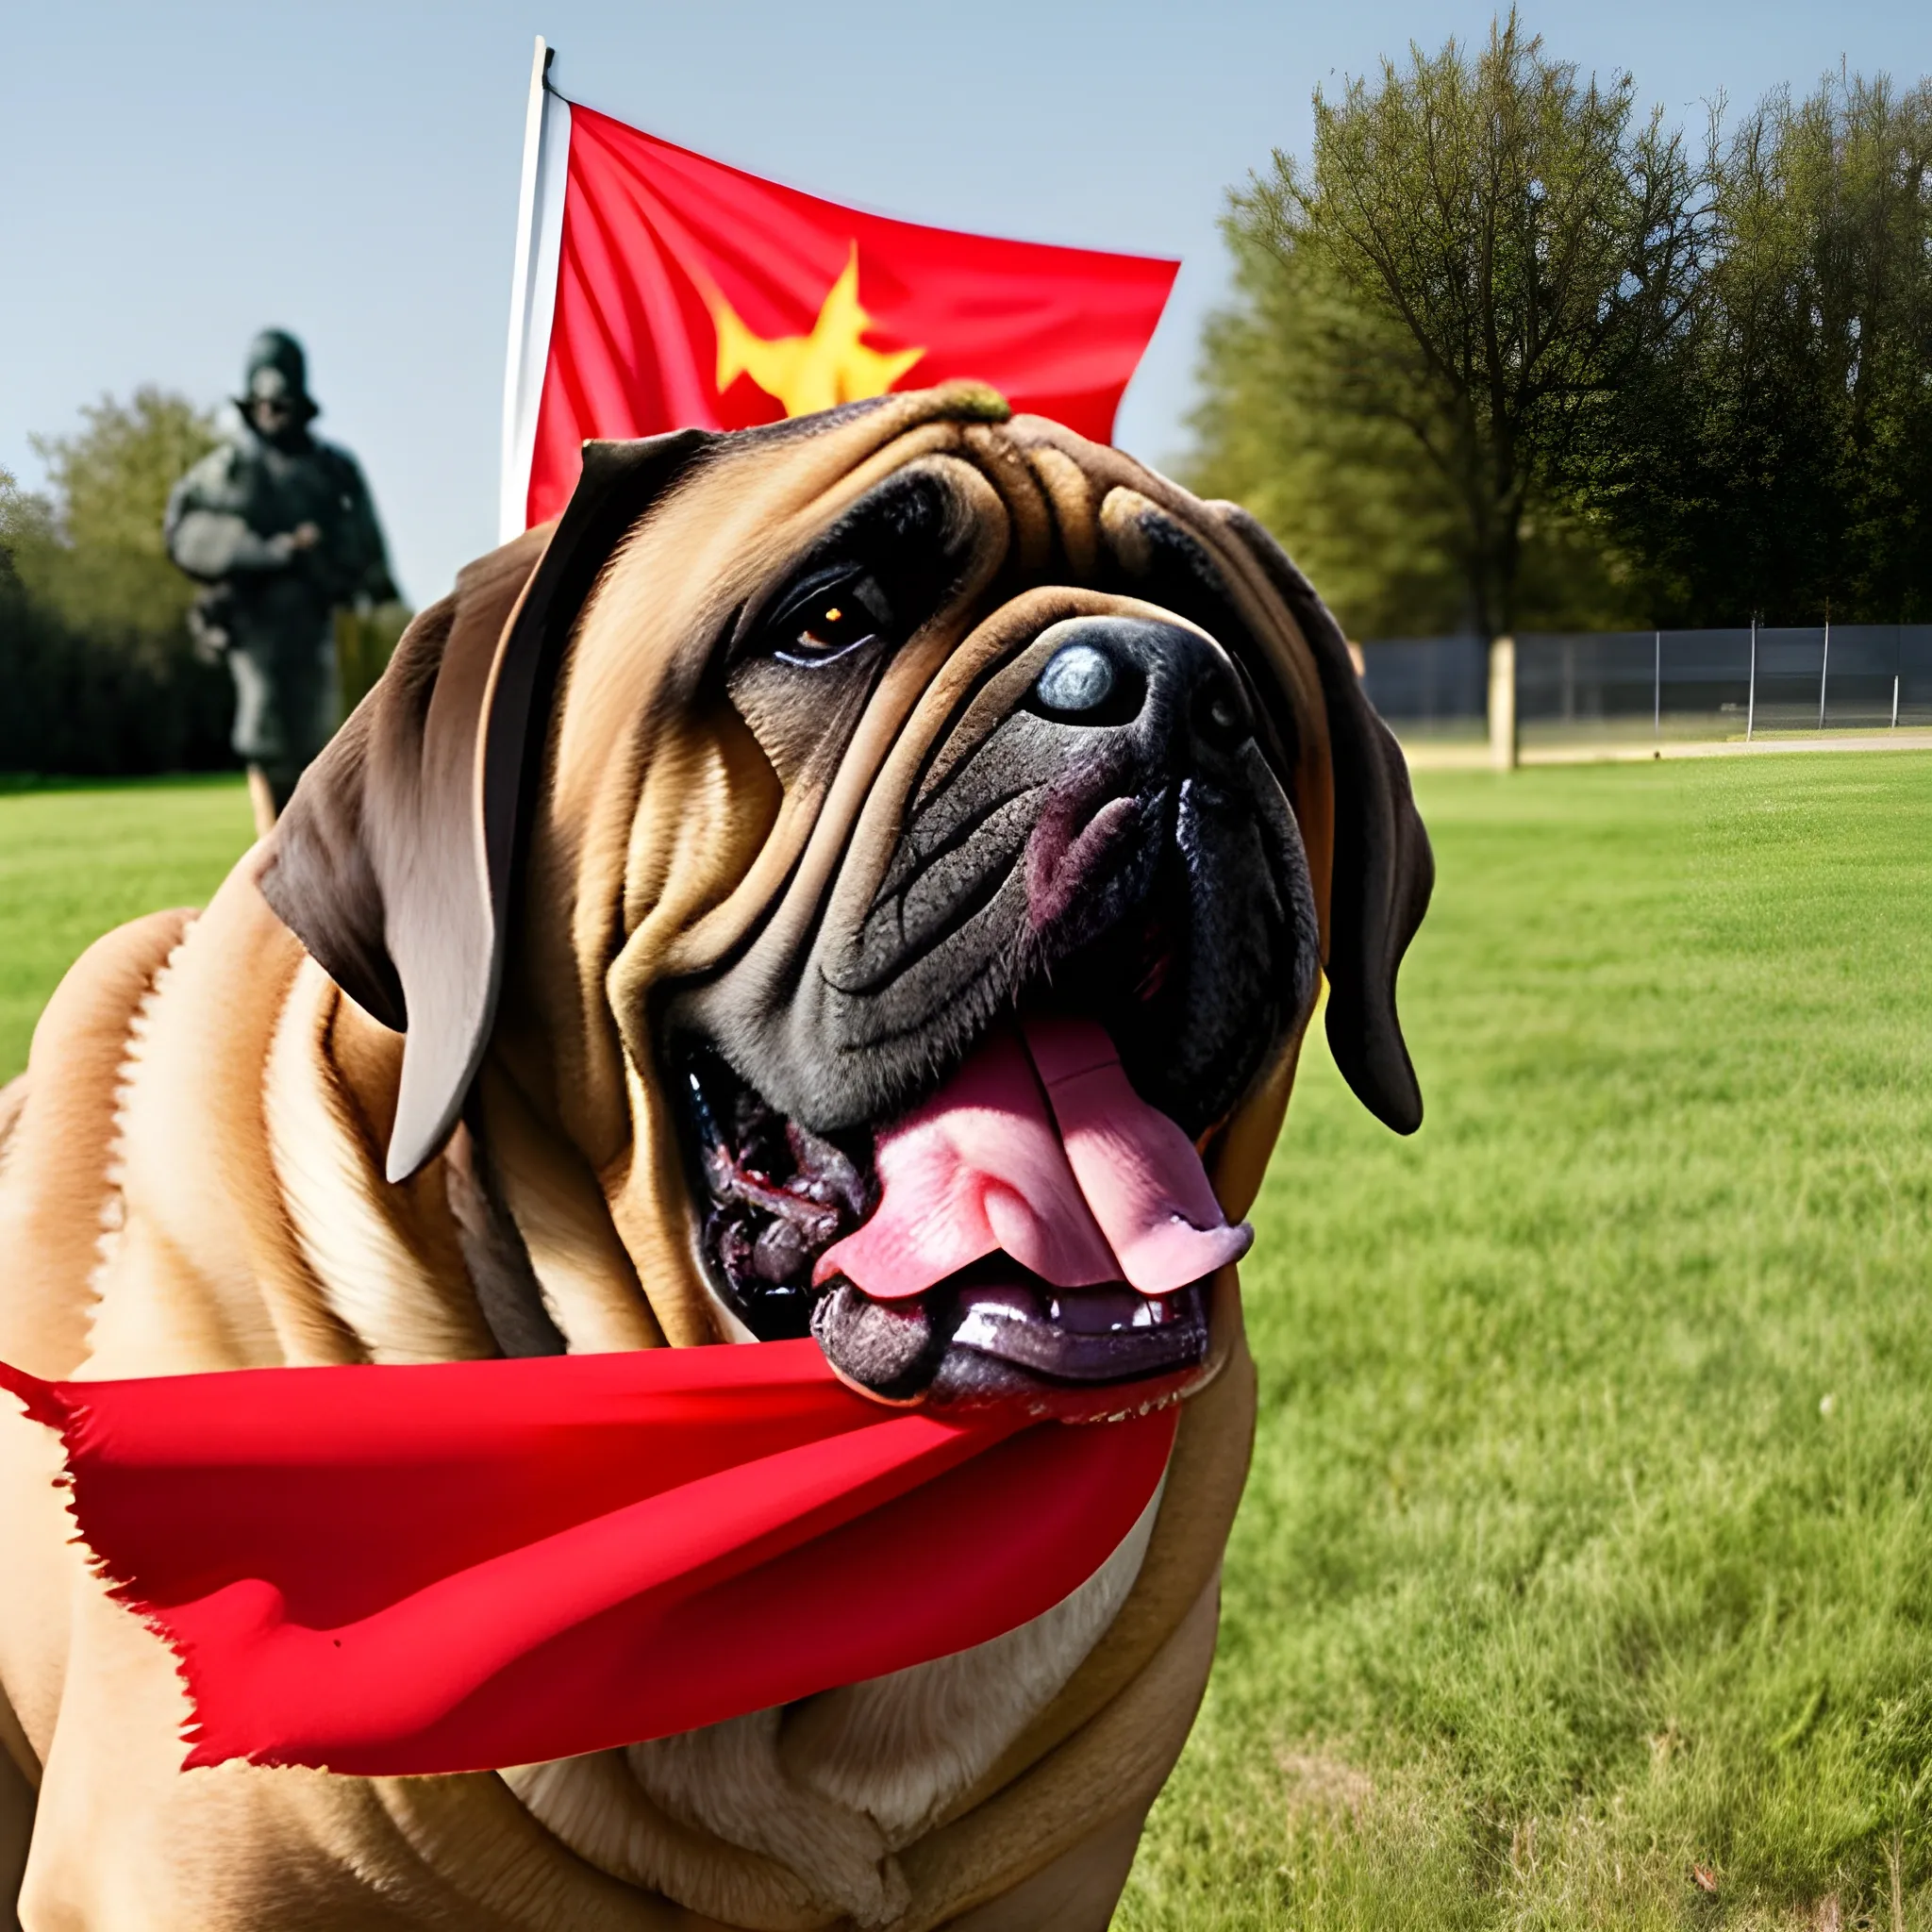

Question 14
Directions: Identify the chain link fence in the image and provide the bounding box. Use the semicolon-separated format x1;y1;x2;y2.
1362;625;1932;749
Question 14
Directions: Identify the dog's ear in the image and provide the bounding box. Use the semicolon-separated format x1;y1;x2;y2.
1211;503;1434;1135
261;430;718;1182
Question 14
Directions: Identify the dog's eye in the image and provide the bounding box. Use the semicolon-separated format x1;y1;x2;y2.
770;571;892;667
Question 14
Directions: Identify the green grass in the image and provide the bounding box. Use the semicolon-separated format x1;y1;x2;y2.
1124;755;1932;1930
3;761;1929;1925
0;776;253;1081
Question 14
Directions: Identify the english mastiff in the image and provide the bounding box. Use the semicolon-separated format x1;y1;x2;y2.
0;384;1429;1930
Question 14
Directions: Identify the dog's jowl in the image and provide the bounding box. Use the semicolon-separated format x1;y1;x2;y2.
0;386;1429;1931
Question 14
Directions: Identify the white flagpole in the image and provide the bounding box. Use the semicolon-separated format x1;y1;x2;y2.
499;38;573;543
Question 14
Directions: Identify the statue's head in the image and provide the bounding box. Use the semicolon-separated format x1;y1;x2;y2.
242;329;318;446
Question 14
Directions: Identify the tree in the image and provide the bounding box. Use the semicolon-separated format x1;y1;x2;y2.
24;388;218;652
1189;175;1645;641
1189;229;1471;640
1607;74;1932;624
1191;12;1707;641
0;392;231;774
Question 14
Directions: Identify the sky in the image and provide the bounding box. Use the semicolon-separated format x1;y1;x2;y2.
6;1;1930;607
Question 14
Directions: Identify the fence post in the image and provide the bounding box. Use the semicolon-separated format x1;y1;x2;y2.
1654;630;1661;742
1488;635;1518;772
1818;620;1830;732
1746;619;1757;741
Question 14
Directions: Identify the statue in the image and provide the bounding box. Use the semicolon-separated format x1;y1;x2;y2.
165;330;396;835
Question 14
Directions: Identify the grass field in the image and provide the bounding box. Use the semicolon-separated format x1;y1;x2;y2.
1;758;1929;1927
1126;754;1932;1930
0;774;254;1081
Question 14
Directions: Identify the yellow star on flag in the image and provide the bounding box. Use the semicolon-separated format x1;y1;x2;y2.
711;246;925;418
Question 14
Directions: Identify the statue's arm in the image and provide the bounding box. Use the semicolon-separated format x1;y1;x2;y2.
163;467;294;581
323;449;399;604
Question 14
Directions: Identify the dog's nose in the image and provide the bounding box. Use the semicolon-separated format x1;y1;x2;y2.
1034;639;1117;715
1027;616;1252;756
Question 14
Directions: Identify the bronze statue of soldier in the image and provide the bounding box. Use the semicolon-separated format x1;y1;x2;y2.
165;330;396;837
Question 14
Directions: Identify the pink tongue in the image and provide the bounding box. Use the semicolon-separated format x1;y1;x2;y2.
815;1017;1252;1302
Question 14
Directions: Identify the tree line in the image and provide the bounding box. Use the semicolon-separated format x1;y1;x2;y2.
1188;13;1932;641
0;391;234;774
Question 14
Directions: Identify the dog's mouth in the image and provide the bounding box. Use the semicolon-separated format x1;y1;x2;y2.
675;1005;1249;1420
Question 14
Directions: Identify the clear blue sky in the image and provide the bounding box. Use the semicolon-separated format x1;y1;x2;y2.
6;1;1929;606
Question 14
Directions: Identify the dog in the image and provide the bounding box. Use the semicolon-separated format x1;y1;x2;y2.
0;383;1429;1930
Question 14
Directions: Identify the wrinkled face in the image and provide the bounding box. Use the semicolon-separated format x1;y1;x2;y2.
262;399;1424;1397
639;435;1326;1419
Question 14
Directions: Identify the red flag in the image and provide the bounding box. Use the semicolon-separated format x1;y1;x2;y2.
501;63;1178;535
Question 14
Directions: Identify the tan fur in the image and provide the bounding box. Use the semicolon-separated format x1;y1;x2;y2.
267;959;496;1364
0;390;1388;1929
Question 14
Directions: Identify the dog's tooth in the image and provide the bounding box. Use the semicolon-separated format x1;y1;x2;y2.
785;1122;874;1222
752;1220;809;1285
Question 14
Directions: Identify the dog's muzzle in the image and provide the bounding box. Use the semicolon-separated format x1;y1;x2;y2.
668;603;1320;1418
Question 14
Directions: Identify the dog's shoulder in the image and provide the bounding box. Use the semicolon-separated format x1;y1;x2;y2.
0;908;196;1377
80;853;393;1377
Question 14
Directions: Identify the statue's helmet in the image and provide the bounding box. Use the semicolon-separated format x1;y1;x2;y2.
241;329;318;423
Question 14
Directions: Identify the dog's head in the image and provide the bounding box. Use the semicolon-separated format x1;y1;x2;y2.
263;385;1430;1416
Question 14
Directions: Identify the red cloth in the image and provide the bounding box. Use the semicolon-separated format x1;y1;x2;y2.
0;1343;1174;1775
528;104;1177;525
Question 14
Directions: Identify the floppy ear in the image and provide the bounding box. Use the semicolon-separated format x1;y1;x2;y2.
1211;503;1434;1135
260;430;718;1182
